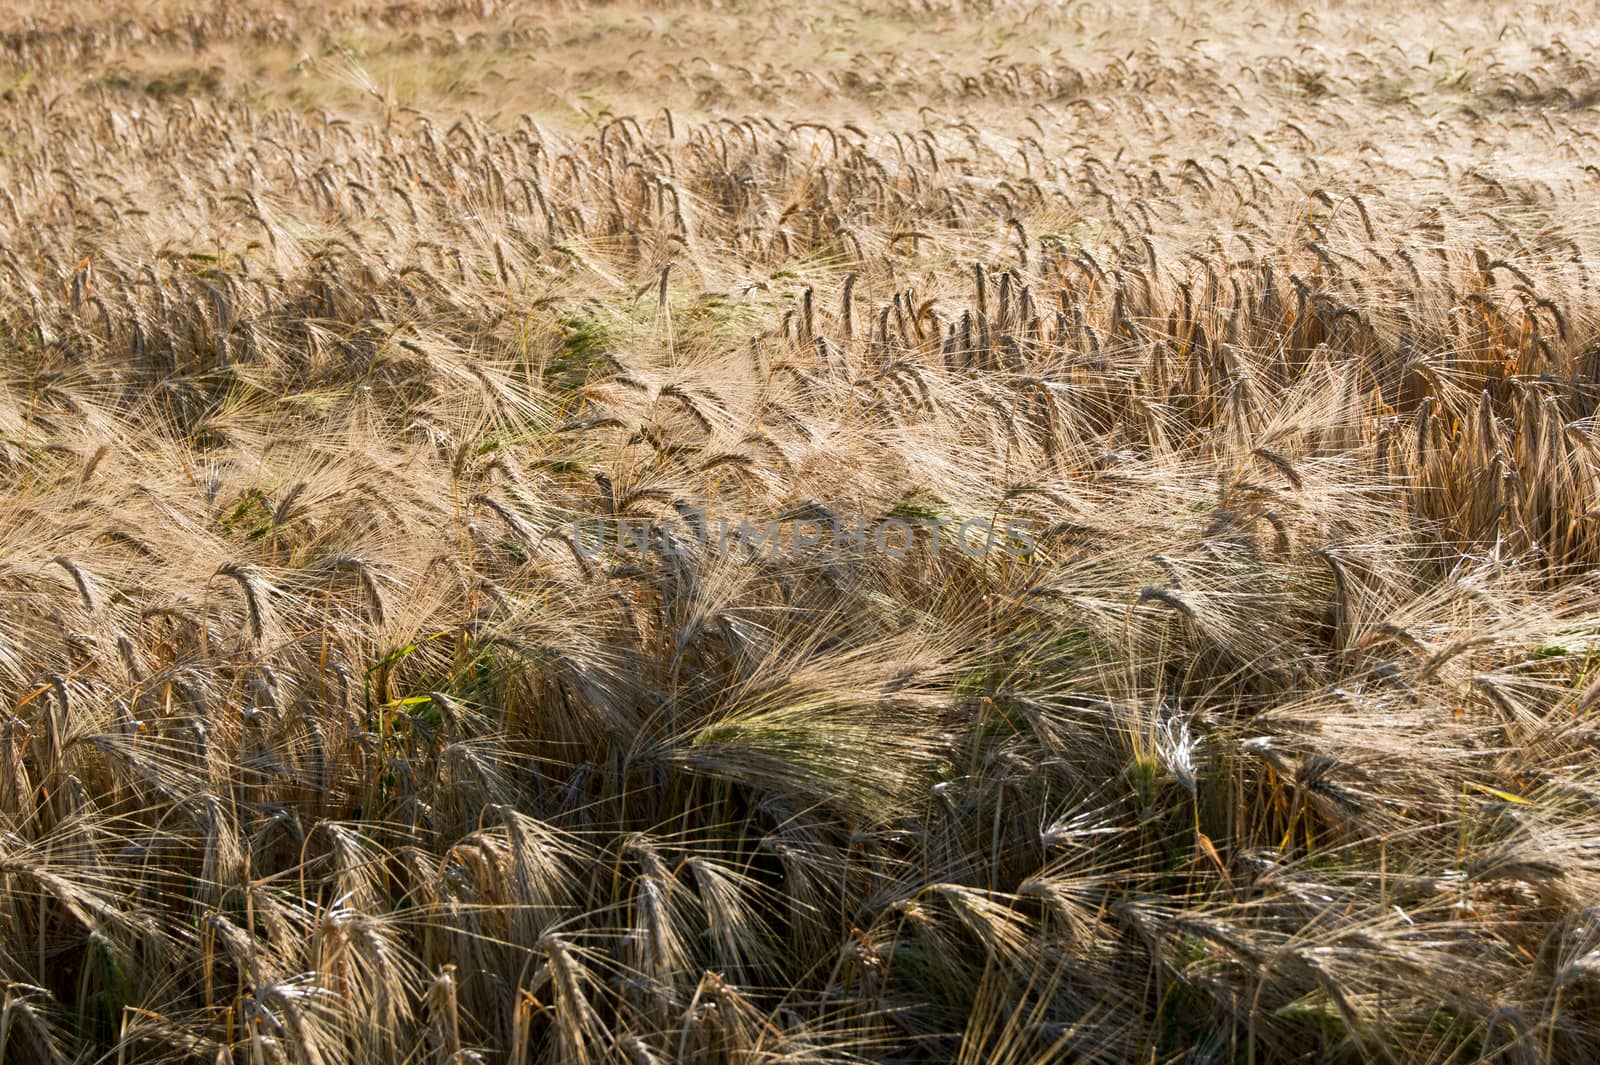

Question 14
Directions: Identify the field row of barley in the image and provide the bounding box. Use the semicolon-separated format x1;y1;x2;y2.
1;1;1599;1062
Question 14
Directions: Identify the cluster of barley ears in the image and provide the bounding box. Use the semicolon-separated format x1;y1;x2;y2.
1;0;1600;1062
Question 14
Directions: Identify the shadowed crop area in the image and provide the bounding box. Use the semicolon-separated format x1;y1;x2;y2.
2;1;1600;1061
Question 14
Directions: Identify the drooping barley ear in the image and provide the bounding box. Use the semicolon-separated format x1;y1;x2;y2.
51;556;101;613
1350;193;1377;240
1138;585;1196;620
428;964;462;1061
1009;216;1028;267
1356;623;1424;661
659;385;714;433
1316;548;1354;649
80;444;108;483
974;261;988;319
1260;509;1291;554
34;674;69;772
509;987;536;1065
0;988;69;1065
260;982;329;1065
322;554;390;626
1251;448;1304;490
1082;321;1101;360
494;239;512;287
841;271;857;339
657;261;673;311
216;561;274;643
116;633;144;683
273;480;308;527
540;934;607;1063
1418;634;1499;682
1531;295;1567;342
354;561;389;627
473;493;541;544
620;1034;662;1065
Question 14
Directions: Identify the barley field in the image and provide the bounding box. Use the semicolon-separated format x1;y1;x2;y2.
1;1;1599;1062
